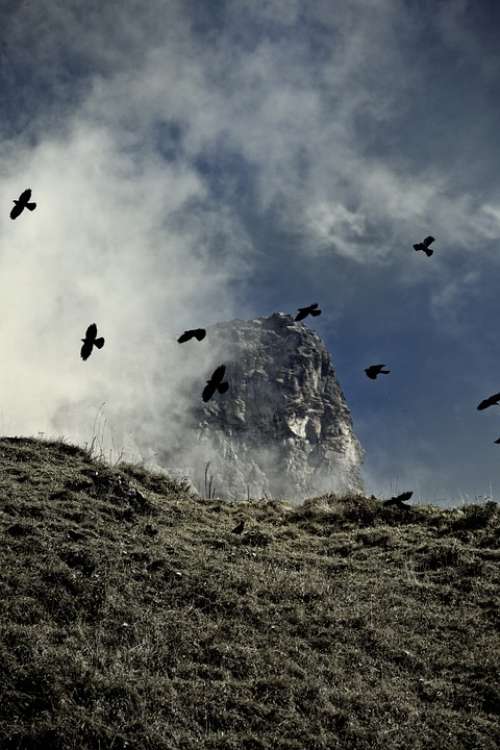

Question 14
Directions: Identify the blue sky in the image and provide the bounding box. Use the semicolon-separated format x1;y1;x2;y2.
1;0;500;504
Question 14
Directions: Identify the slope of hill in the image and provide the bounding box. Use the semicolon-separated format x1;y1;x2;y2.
0;437;499;749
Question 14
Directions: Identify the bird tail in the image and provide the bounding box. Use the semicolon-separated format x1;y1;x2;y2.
425;248;434;257
217;382;229;394
26;202;36;211
94;337;105;349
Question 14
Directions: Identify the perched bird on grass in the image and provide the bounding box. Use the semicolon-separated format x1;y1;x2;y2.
477;393;500;411
383;491;413;509
10;188;37;220
231;519;245;534
365;364;390;380
295;303;321;322
413;236;435;257
202;364;229;402
177;328;206;343
80;323;105;361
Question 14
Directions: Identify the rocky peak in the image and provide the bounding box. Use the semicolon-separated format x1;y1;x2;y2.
160;312;364;502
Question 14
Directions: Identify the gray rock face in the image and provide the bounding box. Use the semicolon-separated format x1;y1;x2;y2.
164;312;364;502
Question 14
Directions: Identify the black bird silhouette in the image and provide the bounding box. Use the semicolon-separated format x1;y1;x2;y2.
231;519;245;535
177;328;206;344
477;392;500;411
365;364;390;379
295;303;322;322
10;188;37;220
383;491;413;509
202;364;229;402
413;235;435;257
494;438;500;445
80;323;105;361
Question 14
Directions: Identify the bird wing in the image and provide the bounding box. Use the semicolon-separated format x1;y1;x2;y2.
211;365;226;384
202;383;215;402
80;341;92;360
9;203;23;220
309;303;319;309
194;329;206;341
397;491;413;502
94;337;105;349
373;364;386;369
19;188;31;203
423;236;435;247
85;323;97;341
177;331;191;343
295;310;307;321
479;392;500;409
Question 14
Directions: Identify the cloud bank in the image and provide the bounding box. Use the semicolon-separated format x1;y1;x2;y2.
1;0;500;501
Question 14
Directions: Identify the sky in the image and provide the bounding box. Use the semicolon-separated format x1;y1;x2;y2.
1;0;500;505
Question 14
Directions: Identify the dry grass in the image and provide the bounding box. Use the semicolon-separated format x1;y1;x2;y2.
0;437;499;749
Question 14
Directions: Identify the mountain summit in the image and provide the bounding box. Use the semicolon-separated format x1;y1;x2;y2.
165;312;364;501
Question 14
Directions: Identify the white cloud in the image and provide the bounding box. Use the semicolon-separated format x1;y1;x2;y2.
429;269;482;333
476;204;500;240
0;108;253;461
305;202;366;259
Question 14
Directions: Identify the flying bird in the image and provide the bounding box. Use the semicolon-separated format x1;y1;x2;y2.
413;236;435;257
494;438;500;445
202;364;229;402
295;303;322;322
177;328;206;344
231;519;245;535
10;188;37;220
383;491;413;509
477;393;500;411
80;323;105;361
365;364;390;380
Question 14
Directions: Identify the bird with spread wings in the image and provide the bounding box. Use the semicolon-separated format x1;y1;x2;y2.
202;365;229;402
81;323;105;361
413;235;435;257
177;328;206;343
295;303;321;322
10;188;37;220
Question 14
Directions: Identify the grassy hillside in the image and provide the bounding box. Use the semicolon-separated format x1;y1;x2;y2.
0;437;499;749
